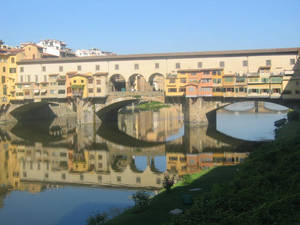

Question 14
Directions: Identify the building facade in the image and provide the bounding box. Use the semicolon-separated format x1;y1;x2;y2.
10;47;300;102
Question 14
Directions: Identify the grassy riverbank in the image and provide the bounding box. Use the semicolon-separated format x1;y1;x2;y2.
136;101;170;111
94;121;300;225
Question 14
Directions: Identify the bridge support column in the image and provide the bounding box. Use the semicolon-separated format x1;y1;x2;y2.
183;97;220;126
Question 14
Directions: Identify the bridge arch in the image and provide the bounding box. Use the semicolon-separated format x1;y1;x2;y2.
10;101;58;122
108;74;126;92
128;74;150;92
148;73;165;91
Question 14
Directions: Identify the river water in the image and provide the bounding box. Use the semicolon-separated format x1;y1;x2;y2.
0;102;287;225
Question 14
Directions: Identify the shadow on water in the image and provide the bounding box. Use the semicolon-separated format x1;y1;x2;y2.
10;120;64;144
96;122;166;148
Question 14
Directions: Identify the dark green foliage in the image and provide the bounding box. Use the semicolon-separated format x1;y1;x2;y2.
171;124;300;225
86;212;108;225
287;110;299;122
163;175;175;192
131;191;151;212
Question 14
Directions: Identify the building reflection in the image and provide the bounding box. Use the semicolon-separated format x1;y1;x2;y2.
0;107;250;206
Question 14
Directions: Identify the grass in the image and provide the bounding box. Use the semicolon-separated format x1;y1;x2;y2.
136;101;170;111
105;166;238;225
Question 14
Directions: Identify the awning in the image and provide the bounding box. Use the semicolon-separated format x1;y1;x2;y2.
34;89;40;94
41;89;47;94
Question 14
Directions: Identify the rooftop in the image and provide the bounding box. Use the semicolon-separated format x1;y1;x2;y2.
18;47;300;65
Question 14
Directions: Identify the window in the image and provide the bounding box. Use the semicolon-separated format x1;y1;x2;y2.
198;62;202;68
61;173;66;180
156;178;161;184
81;80;84;83
20;75;24;83
45;173;49;178
20;67;24;72
58;90;65;94
96;80;101;85
44;75;47;82
155;63;159;69
266;59;271;66
35;75;38;83
188;87;195;92
117;176;121;182
261;78;269;83
58;81;65;86
1;76;5;83
168;88;177;92
77;65;81;71
59;66;63;72
134;64;139;70
98;155;102;160
98;163;103;168
97;88;101;93
2;67;6;72
98;175;102;182
9;68;16;73
169;78;175;83
115;64;119;70
136;177;141;183
42;66;46;72
180;78;186;83
290;58;296;65
27;75;31;82
175;63;180;69
96;65;100;71
50;90;55;94
11;57;15;63
219;61;225;67
80;174;84;181
243;60;248;67
88;79;93;84
224;77;233;82
88;88;93;93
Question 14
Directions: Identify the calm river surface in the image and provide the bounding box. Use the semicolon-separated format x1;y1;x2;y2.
0;102;287;225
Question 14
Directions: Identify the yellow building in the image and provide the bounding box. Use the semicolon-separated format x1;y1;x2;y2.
69;73;89;98
165;72;186;96
212;68;224;97
0;49;24;105
166;152;187;176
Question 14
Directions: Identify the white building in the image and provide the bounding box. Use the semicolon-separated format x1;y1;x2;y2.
75;48;115;57
37;39;74;57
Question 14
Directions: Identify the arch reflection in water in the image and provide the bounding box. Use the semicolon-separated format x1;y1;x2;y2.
0;106;253;205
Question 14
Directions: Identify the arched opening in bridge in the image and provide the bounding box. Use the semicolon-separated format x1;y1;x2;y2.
216;101;289;141
148;73;165;91
109;74;126;92
128;74;149;92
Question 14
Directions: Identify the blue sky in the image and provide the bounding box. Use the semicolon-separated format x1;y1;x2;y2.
1;0;300;54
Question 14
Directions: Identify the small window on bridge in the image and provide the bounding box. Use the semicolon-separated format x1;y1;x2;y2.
136;177;141;183
117;176;121;182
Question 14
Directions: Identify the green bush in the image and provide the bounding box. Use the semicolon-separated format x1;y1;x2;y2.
86;212;107;225
132;191;151;212
168;125;300;225
181;174;192;185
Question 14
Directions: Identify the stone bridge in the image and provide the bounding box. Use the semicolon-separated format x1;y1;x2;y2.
183;96;300;127
1;91;299;127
